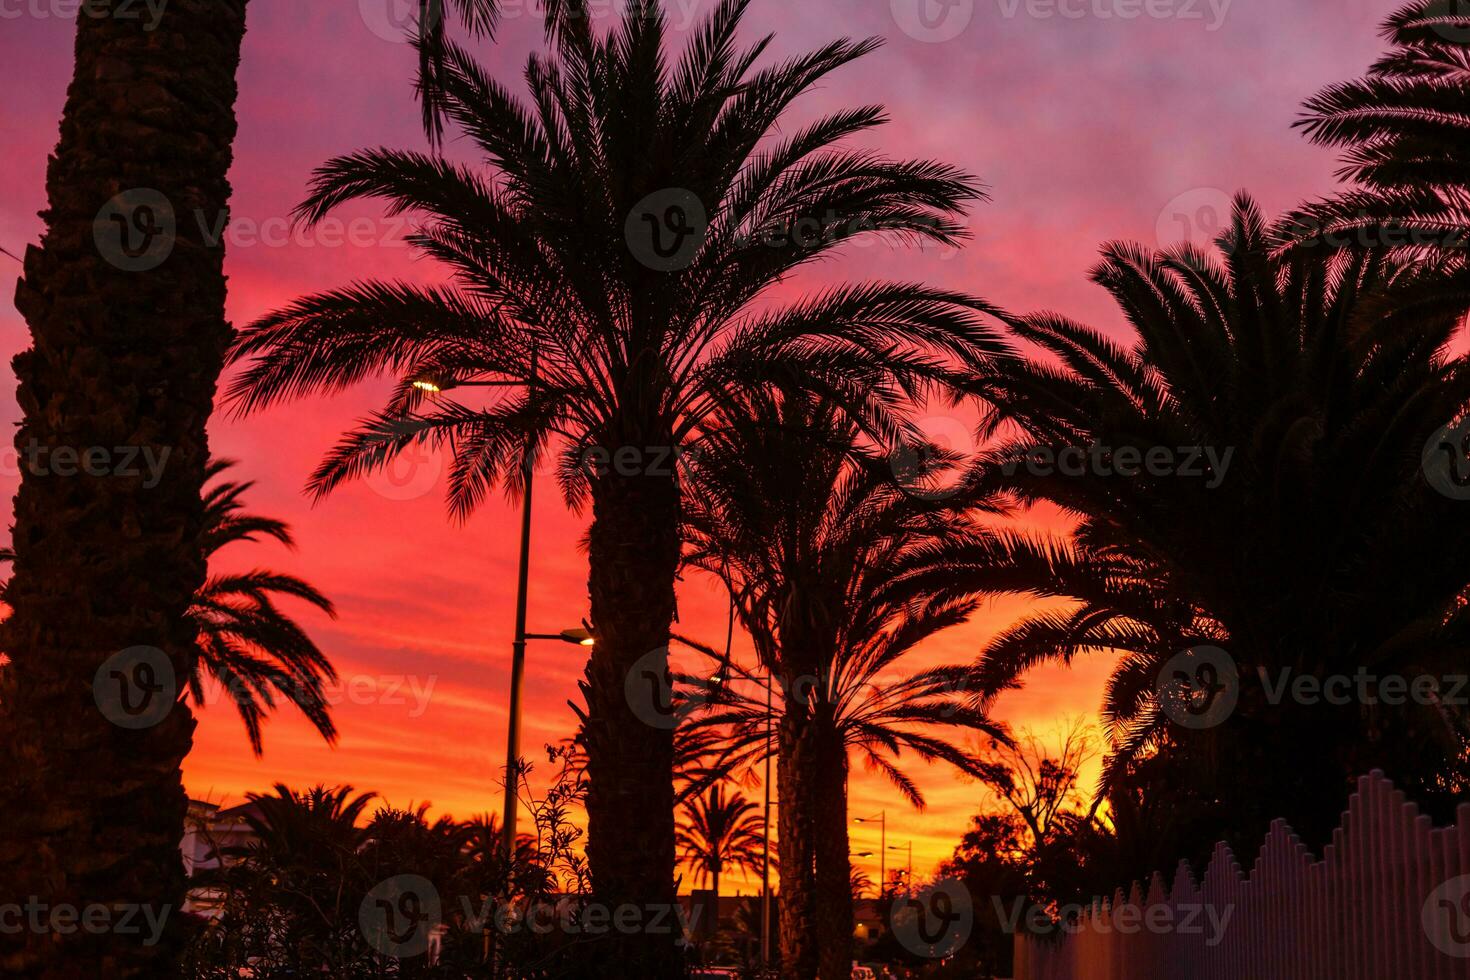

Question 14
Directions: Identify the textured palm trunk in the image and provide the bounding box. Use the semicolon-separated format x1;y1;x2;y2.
583;459;683;975
0;2;246;977
811;722;854;980
776;698;819;980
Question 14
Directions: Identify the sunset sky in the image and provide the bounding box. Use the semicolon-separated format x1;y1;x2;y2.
0;0;1390;892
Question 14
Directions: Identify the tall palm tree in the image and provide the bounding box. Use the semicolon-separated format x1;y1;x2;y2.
948;197;1470;854
0;5;495;975
224;2;993;969
0;4;249;975
682;387;1008;979
676;785;765;903
1283;0;1470;302
187;459;338;754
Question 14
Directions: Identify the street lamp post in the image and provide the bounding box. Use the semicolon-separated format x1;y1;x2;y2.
413;359;593;860
855;811;886;900
760;671;773;966
888;842;912;897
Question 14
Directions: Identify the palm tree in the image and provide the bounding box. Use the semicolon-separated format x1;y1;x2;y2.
0;5;250;974
676;785;765;904
215;784;380;975
224;1;993;968
949;196;1470;854
682;386;1008;979
1283;0;1470;299
0;6;496;975
187;459;338;755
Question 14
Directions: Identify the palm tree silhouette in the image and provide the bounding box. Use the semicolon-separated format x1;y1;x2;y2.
225;2;994;967
954;196;1470;853
676;784;765;906
187;459;338;755
1284;0;1470;292
683;385;1007;978
0;5;501;973
229;784;380;974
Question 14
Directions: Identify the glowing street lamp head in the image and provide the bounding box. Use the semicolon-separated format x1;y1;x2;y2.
411;379;443;393
560;628;595;646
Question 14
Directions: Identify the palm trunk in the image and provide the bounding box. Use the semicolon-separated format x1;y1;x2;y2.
0;2;245;977
583;460;682;975
776;699;819;979
812;722;854;980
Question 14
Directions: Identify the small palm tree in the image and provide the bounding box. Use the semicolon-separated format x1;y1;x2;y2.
682;386;1008;979
676;785;765;902
188;459;338;754
225;2;996;967
226;784;379;974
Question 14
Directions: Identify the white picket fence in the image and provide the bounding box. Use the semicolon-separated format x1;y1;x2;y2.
1013;772;1470;979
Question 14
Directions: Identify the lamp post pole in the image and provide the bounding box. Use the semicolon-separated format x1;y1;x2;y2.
889;841;912;897
760;671;773;965
502;448;535;859
501;349;538;859
412;356;593;862
856;811;886;900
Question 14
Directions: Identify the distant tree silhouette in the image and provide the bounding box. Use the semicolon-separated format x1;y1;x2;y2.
676;785;765;902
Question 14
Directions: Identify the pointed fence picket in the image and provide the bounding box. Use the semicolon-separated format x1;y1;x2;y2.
1013;773;1470;979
